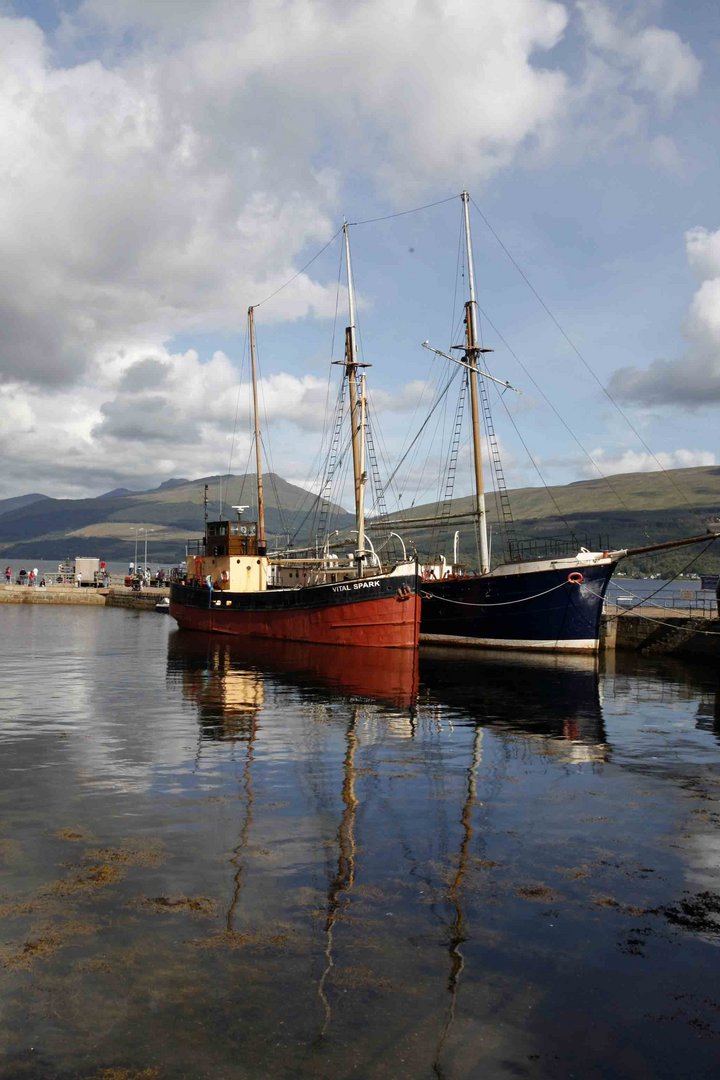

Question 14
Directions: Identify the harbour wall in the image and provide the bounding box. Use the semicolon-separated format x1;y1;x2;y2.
2;586;720;658
603;606;720;658
0;585;166;612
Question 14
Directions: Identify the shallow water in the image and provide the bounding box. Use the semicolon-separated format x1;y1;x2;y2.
1;606;719;1079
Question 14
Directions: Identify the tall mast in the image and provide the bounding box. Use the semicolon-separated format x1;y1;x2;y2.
343;223;367;575
356;374;367;568
461;191;490;574
247;306;266;552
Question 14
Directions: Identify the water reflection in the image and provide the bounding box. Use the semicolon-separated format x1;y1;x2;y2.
164;638;610;1067
3;610;720;1078
167;633;265;743
167;632;420;723
420;647;607;763
609;651;720;743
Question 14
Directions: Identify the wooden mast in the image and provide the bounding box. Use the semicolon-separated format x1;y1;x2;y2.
247;306;266;553
357;374;367;566
461;191;490;574
343;223;367;576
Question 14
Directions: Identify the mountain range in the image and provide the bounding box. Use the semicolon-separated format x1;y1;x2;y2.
0;473;354;564
1;466;719;575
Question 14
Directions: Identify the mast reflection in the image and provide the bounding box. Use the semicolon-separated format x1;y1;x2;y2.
318;707;360;1036
417;649;605;1070
433;724;481;1076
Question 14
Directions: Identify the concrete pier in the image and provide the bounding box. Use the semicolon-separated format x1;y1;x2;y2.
603;604;720;658
0;584;168;612
3;585;720;658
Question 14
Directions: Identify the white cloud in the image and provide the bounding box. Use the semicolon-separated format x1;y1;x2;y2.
686;226;720;281
0;1;574;394
577;1;701;107
609;226;720;407
581;448;716;478
0;1;708;498
565;1;701;158
0;339;357;498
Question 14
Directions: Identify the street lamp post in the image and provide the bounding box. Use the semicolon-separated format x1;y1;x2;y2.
142;528;156;577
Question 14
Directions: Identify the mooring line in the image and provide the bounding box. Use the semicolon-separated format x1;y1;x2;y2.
420;580;570;608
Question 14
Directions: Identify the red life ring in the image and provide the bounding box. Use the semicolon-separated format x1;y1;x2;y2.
568;571;584;584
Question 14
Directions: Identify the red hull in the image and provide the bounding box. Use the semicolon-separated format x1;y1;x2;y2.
170;583;420;649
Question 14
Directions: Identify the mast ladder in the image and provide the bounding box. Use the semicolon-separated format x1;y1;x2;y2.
363;400;393;555
433;375;467;552
477;376;517;556
316;384;348;550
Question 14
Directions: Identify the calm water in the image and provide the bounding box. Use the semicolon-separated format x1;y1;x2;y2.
1;606;719;1079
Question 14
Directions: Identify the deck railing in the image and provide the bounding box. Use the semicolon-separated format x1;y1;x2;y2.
607;587;718;616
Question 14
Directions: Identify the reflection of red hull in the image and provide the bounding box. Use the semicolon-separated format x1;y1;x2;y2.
169;575;420;649
167;633;419;708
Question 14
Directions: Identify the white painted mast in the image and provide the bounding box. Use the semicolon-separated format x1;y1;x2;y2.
461;191;490;574
356;374;367;567
247;305;266;551
343;222;367;576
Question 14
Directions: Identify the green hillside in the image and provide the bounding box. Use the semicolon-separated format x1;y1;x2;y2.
1;465;719;575
381;465;720;576
0;473;354;563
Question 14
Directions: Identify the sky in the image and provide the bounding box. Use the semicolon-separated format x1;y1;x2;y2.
0;0;719;510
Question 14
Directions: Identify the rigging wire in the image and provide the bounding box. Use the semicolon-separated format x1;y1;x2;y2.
253;225;344;310
291;242;354;547
348;193;459;227
476;305;649;540
237;188;698;565
469;194;699;516
382;367;462;495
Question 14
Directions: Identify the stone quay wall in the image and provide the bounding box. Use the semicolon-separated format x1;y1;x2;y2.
604;606;720;658
0;584;167;612
3;585;720;658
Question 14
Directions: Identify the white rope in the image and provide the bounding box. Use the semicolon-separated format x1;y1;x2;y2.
420;579;572;608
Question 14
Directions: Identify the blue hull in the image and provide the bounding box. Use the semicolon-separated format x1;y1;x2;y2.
420;560;617;651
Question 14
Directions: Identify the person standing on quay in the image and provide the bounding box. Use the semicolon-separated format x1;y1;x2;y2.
4;566;10;585
76;571;82;588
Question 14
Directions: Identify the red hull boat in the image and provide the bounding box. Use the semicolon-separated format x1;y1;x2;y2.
169;226;420;652
170;572;420;649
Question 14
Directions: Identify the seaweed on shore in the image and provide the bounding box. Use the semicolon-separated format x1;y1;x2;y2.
656;890;720;936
